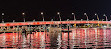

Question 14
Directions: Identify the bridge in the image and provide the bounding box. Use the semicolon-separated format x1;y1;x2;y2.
0;20;110;32
0;20;110;26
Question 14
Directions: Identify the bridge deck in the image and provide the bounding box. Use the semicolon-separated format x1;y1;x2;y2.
0;21;110;26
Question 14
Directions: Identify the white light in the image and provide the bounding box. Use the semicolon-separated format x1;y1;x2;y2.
103;14;106;16
86;24;90;25
95;13;97;15
84;13;87;15
72;13;74;15
2;13;4;15
22;12;25;15
103;25;107;28
57;12;60;15
41;12;43;15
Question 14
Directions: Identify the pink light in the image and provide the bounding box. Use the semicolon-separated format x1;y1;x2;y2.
0;21;110;26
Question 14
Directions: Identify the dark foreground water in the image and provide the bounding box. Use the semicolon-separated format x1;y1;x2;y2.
0;28;111;49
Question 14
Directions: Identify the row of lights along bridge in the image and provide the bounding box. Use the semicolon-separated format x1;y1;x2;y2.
1;12;110;23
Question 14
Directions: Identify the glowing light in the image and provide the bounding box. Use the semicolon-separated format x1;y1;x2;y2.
95;13;97;15
103;14;106;16
57;12;60;15
84;13;87;15
72;13;74;15
2;13;4;15
22;12;25;15
41;12;43;15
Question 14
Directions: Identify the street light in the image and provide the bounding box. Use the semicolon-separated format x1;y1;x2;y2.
2;13;4;23
72;13;76;27
72;13;76;21
57;12;61;21
95;13;99;21
22;12;25;22
95;13;100;27
84;13;89;27
103;14;108;21
84;13;89;21
103;14;109;27
41;12;44;21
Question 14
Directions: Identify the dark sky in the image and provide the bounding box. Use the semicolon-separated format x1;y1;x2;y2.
0;0;111;22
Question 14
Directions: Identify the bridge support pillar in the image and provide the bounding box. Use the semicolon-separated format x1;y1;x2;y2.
107;24;110;28
60;23;62;28
7;26;10;30
101;24;102;28
67;23;70;29
57;24;59;28
16;26;19;31
1;26;5;31
44;24;46;32
13;26;15;29
49;24;50;27
22;26;25;29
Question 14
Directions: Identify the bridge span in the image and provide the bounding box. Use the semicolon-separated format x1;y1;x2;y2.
0;20;110;26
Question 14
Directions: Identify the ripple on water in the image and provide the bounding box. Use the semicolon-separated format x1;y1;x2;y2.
0;28;110;49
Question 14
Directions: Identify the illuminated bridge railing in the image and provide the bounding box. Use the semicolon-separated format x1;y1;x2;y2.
0;21;110;26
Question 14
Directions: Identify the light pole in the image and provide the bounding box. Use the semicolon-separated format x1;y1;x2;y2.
22;12;25;22
84;13;89;27
103;14;108;21
57;12;61;21
110;15;111;21
41;12;45;32
41;12;44;21
57;12;62;29
72;13;76;21
103;14;109;27
72;13;76;27
95;13;99;21
102;19;104;21
95;13;100;27
84;13;89;21
2;13;4;23
101;19;104;27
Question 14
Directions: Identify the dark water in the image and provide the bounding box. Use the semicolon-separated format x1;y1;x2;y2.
0;28;111;49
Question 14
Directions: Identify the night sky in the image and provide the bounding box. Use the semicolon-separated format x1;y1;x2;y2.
0;0;111;22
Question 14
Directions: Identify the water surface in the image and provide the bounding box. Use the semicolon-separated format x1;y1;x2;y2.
0;28;111;49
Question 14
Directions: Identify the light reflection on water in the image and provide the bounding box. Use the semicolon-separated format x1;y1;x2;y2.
0;28;111;49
